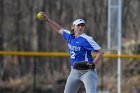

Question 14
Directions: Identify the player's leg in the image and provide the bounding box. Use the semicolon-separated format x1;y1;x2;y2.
81;69;97;93
64;69;82;93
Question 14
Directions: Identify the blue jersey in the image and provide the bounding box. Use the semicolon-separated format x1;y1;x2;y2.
63;30;101;67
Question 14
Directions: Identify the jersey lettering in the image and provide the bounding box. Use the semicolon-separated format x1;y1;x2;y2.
68;44;81;51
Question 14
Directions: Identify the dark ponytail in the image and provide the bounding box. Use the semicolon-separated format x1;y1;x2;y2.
70;29;74;35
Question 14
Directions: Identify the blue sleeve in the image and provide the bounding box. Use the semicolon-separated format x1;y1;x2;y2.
63;30;71;41
83;37;101;51
83;40;95;51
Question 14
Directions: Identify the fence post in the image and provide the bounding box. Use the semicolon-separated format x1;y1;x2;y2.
33;57;37;93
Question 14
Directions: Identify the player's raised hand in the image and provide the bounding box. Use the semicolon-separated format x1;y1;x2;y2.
37;12;48;21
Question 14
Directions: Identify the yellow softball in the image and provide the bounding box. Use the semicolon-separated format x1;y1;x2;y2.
37;12;45;20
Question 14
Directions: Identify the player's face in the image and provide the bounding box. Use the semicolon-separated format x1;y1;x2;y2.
73;23;85;35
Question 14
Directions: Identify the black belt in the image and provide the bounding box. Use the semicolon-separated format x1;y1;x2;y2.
73;62;95;70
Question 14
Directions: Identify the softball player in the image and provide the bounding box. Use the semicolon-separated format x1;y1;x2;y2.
42;12;104;93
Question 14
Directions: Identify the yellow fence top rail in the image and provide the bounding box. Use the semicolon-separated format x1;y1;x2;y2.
0;51;140;59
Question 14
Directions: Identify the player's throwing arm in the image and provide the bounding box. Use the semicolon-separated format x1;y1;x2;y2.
37;11;64;35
